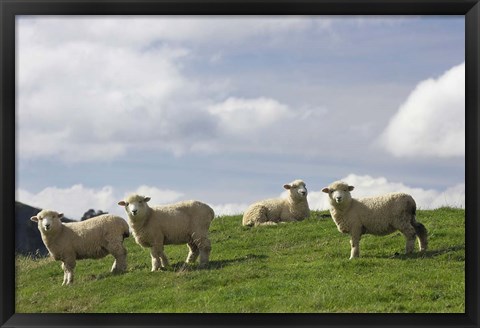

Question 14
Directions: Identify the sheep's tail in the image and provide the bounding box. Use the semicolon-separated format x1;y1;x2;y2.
207;205;215;222
411;214;428;251
122;222;131;239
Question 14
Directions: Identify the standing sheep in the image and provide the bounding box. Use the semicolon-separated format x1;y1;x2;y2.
30;210;130;285
242;179;310;227
118;194;215;271
322;180;428;259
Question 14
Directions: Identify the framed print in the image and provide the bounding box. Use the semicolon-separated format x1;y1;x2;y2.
1;0;479;327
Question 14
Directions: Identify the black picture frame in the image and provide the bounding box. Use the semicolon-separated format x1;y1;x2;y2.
1;0;478;327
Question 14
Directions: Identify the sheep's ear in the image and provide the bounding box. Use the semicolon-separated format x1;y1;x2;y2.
57;212;64;219
118;201;126;206
348;186;355;191
283;184;292;190
321;188;330;193
30;216;39;222
144;197;151;202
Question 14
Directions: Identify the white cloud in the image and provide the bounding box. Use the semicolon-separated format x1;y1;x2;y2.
131;185;184;205
17;17;331;163
19;16;426;164
429;183;465;209
208;97;294;135
16;184;251;219
17;184;187;219
309;174;464;211
17;184;118;219
17;16;318;48
204;97;332;156
210;203;249;217
17;25;199;162
380;62;465;158
307;191;331;212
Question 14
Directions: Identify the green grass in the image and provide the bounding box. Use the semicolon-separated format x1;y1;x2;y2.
16;208;465;313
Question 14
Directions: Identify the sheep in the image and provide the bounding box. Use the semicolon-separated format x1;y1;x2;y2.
30;210;130;285
322;180;428;259
242;179;310;227
118;194;215;271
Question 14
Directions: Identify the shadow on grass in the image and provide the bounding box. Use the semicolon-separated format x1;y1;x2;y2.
389;244;465;260
85;269;128;282
87;254;269;278
171;253;269;272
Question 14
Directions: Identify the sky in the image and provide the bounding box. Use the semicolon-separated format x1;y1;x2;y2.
16;16;465;219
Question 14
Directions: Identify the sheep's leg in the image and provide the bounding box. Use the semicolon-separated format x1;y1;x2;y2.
400;224;417;254
349;230;362;259
108;242;128;273
61;260;76;285
186;242;199;263
61;263;67;285
150;246;161;271
159;251;169;268
256;221;278;226
150;245;169;271
197;237;211;268
256;206;274;226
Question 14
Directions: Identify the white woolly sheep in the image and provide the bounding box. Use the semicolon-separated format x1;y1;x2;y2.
242;179;310;227
118;194;215;270
322;180;428;259
30;210;130;285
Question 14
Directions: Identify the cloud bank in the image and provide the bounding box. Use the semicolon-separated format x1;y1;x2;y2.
17;174;464;220
17;17;332;162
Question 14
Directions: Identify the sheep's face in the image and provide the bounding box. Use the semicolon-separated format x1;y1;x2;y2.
322;182;354;205
118;194;151;219
30;210;63;234
284;180;308;201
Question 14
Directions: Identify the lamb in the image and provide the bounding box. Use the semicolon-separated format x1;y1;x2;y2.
118;194;215;271
30;210;130;285
242;179;310;227
322;180;428;259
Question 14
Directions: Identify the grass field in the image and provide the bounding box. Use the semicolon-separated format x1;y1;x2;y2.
15;208;465;313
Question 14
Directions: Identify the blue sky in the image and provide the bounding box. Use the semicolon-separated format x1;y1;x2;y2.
16;16;465;218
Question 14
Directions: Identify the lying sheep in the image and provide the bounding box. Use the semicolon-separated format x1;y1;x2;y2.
30;210;130;285
242;179;310;227
118;194;215;270
322;181;428;259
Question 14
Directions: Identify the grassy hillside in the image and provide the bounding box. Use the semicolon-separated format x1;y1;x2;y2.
16;208;464;313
